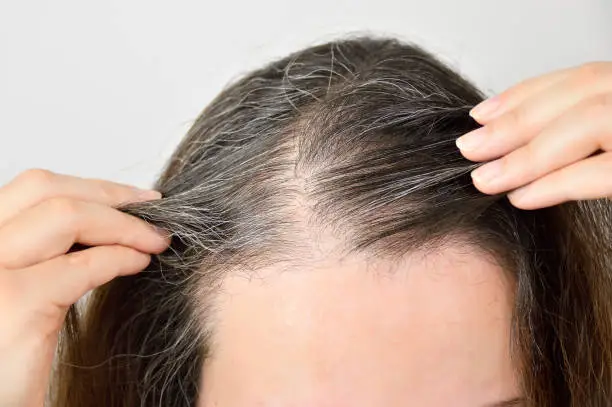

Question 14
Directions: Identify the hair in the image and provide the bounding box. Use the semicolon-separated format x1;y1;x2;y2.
50;36;612;407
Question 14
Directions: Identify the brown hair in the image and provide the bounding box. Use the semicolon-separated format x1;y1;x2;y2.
51;36;612;406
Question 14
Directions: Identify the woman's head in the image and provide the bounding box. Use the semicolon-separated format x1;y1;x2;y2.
53;37;612;406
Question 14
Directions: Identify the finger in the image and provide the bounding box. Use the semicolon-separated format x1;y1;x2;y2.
470;95;612;195
459;64;612;162
20;245;151;308
506;152;612;210
469;64;577;122
0;198;169;269
0;169;161;227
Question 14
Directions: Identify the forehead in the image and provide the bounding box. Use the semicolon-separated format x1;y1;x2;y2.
200;244;520;407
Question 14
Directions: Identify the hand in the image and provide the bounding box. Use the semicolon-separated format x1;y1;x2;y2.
456;61;612;209
0;170;169;407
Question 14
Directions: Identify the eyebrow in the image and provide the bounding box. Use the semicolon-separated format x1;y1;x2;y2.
486;397;524;407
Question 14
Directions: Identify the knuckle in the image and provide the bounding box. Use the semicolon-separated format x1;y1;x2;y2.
504;108;526;130
522;140;538;162
515;143;538;176
498;154;515;177
490;108;525;137
97;182;124;204
65;249;94;270
575;62;610;85
577;94;612;125
590;93;612;111
42;197;81;221
486;118;504;137
13;168;55;192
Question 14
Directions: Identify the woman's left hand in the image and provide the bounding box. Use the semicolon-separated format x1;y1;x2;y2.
456;61;612;209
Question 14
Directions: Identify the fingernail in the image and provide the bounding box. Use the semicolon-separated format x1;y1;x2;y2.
508;186;530;205
151;225;172;248
470;95;501;121
152;225;172;243
136;189;162;200
456;127;488;152
471;160;504;185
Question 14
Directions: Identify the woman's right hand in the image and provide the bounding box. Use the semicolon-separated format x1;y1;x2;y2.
0;169;170;407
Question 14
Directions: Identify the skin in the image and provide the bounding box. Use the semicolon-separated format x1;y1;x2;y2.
199;246;520;407
459;61;612;208
0;170;169;407
0;61;610;407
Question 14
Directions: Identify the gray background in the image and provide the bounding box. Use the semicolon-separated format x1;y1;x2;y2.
1;0;611;187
